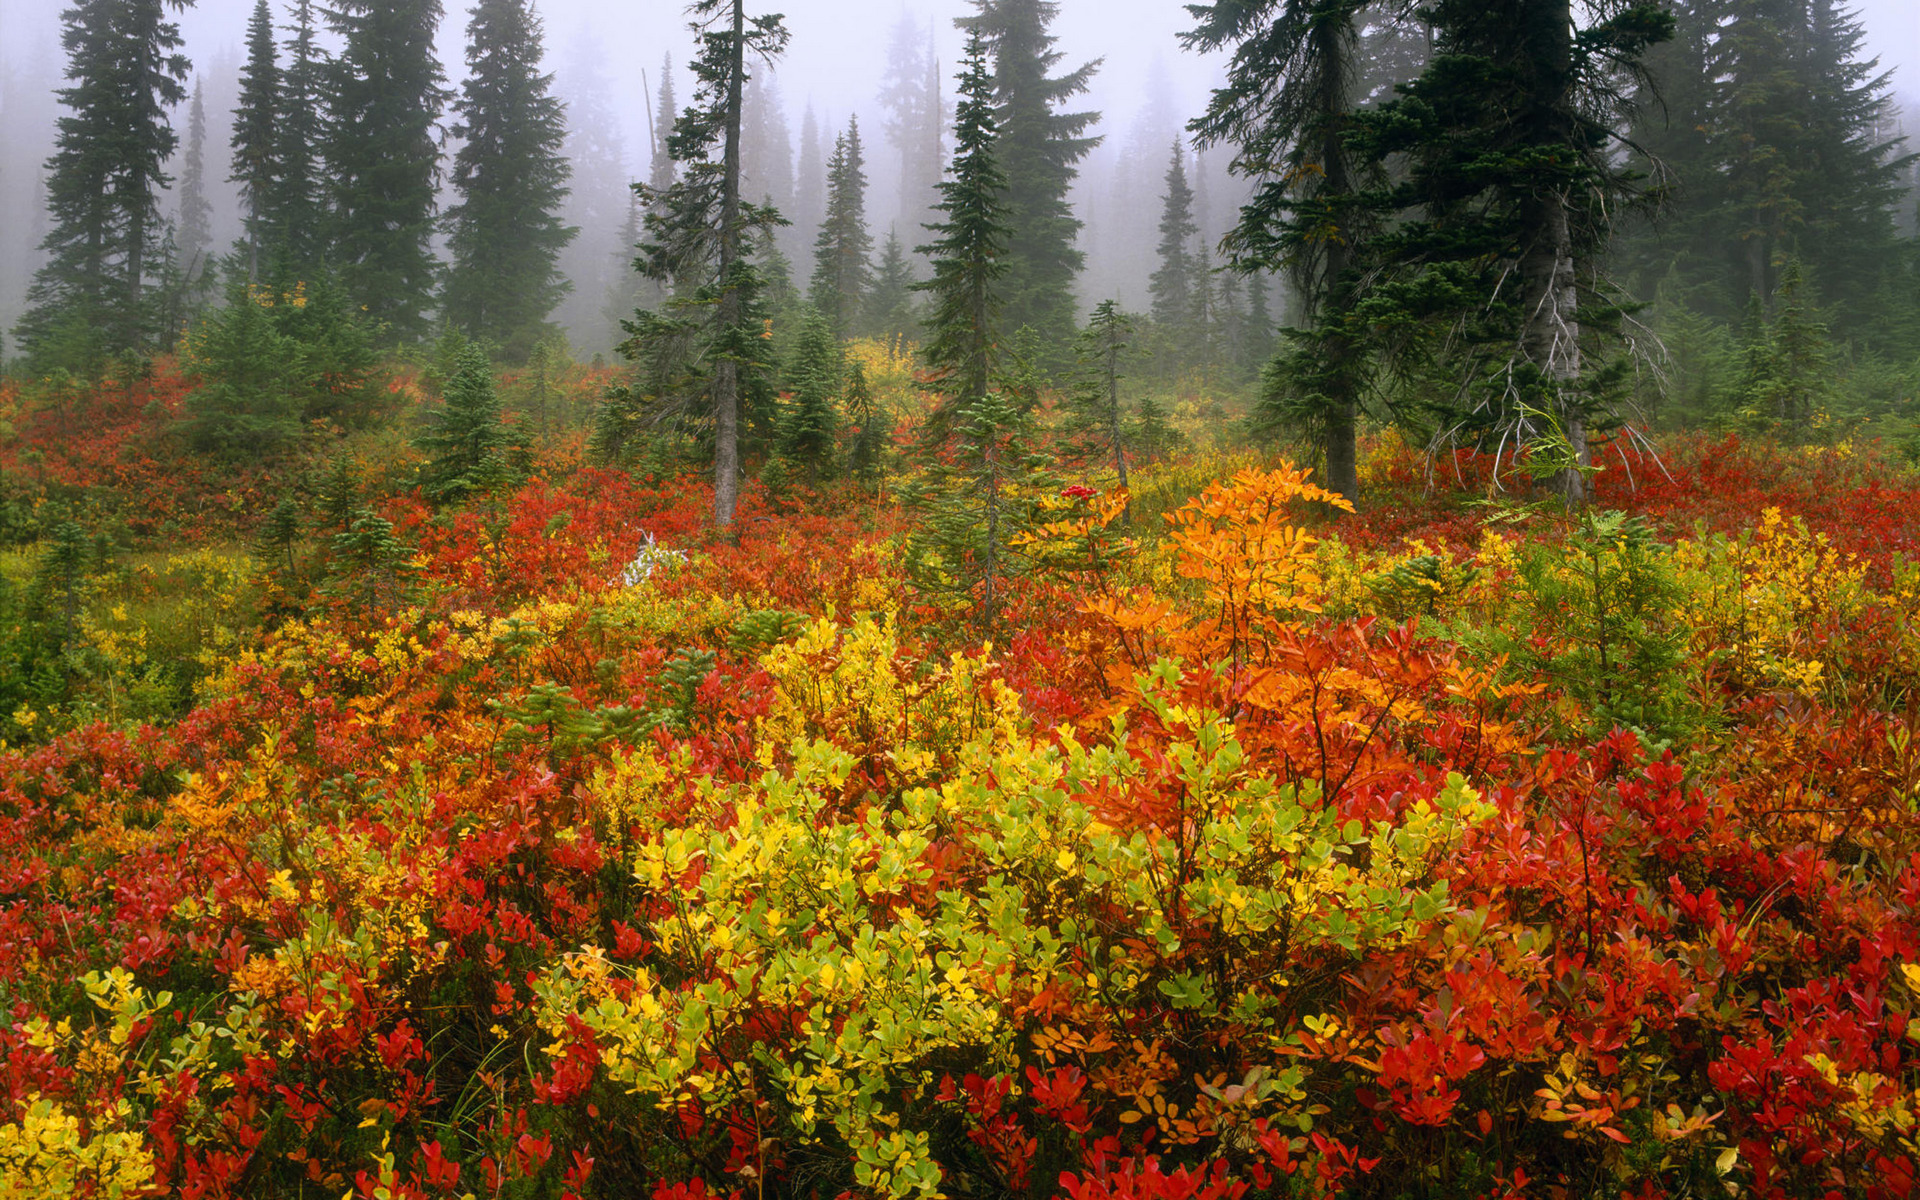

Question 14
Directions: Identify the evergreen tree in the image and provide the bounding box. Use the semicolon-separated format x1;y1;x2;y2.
960;0;1101;357
323;0;449;342
1187;0;1377;501
793;105;827;258
414;342;522;502
1148;140;1197;335
230;0;279;282
916;31;1011;432
906;33;1051;629
879;14;944;241
844;359;890;487
599;0;791;529
1067;300;1136;513
271;0;328;281
863;226;920;345
444;0;577;360
636;54;679;314
1373;0;1672;504
773;306;841;484
1622;0;1907;344
741;73;796;216
15;0;195;371
809;116;874;338
175;79;214;304
180;283;304;459
553;31;630;355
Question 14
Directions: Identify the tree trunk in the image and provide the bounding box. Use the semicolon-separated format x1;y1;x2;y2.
1310;8;1360;506
1107;337;1130;523
712;0;747;530
1519;0;1588;507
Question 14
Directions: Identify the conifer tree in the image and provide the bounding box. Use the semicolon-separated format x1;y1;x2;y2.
16;0;195;370
863;226;920;345
773;306;842;484
809;117;874;338
415;342;522;502
879;14;944;240
444;0;576;360
230;0;279;281
1148;140;1197;335
271;0;328;281
741;74;796;216
1068;299;1136;512
323;0;449;342
959;0;1101;357
1187;0;1376;502
599;0;791;529
176;79;214;303
844;359;890;487
793;105;827;255
916;32;1011;430
907;33;1052;628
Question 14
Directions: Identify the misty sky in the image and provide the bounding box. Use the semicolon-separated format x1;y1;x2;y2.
2;0;1908;177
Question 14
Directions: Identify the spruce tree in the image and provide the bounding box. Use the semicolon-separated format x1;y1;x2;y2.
271;0;328;282
444;0;577;360
845;360;890;487
1068;299;1136;512
916;31;1011;431
15;0;195;371
907;32;1051;628
794;105;827;256
176;79;214;304
415;342;521;503
774;306;842;484
230;0;279;282
809;117;874;339
879;14;944;240
599;0;791;529
323;0;449;342
863;226;920;345
1148;140;1197;336
959;0;1101;357
1187;0;1377;502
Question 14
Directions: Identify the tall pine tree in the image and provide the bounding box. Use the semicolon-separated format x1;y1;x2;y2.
323;0;449;342
444;0;576;359
16;0;195;370
809;116;873;338
175;78;214;304
270;0;328;282
230;0;279;282
960;0;1100;358
1148;140;1197;336
917;31;1011;429
599;0;791;529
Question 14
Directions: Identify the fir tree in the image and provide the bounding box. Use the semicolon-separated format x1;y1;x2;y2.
180;283;304;459
414;342;521;502
809;116;874;338
1187;0;1377;501
175;79;214;305
271;0;328;282
230;0;279;282
960;0;1101;358
793;104;827;256
1068;299;1136;516
879;14;944;240
844;359;890;487
599;0;791;529
323;0;449;342
916;32;1010;431
1148;140;1197;337
863;226;920;345
15;0;195;371
906;33;1049;629
773;306;842;484
444;0;577;360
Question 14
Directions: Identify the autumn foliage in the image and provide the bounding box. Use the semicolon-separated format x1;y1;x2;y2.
3;421;1920;1200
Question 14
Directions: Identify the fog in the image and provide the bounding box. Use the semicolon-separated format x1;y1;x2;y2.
1;0;1916;352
